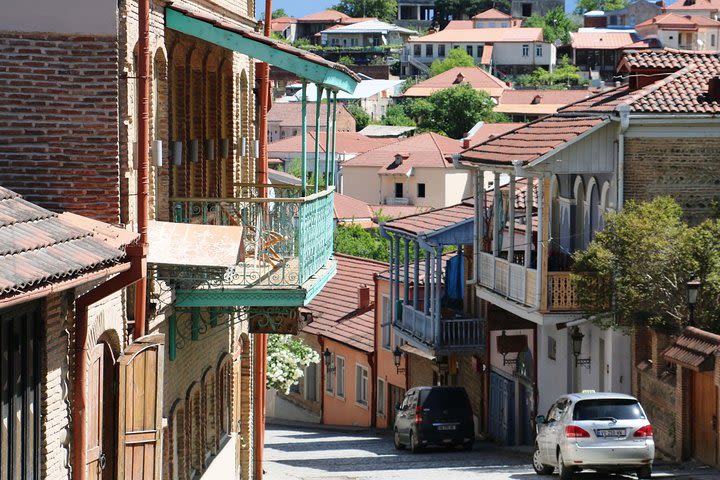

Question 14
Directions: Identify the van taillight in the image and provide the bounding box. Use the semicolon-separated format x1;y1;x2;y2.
415;406;423;424
634;425;653;437
565;426;590;438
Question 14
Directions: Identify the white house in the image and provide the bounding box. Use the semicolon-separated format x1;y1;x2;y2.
320;19;418;48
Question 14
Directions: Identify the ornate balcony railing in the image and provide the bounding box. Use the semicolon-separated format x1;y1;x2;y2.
161;186;334;290
547;272;579;311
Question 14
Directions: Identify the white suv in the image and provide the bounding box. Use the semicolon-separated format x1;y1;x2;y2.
532;392;655;479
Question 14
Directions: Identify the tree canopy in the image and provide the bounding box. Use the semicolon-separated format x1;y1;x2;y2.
334;223;390;261
272;8;288;18
573;197;720;333
346;103;370;130
429;48;476;77
523;7;578;44
434;0;510;28
514;55;587;88
574;0;629;15
333;0;399;22
266;335;319;393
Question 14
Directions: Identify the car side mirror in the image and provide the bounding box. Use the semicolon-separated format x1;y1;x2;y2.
395;403;403;411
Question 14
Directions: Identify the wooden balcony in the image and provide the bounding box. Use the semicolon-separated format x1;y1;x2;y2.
396;303;486;353
547;272;580;311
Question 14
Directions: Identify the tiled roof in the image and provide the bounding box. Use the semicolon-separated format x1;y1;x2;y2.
635;12;720;28
570;31;639;49
467;122;525;144
408;27;544;43
303;254;387;352
480;44;494;64
168;6;360;82
343;132;463;169
461;115;609;165
383;199;475;236
663;326;720;371
369;205;434;219
268;131;398;154
298;9;351;22
472;8;512;19
618;47;720;70
334;194;374;226
666;0;720;11
270;16;297;32
403;67;509;98
497;89;593;114
557;85;632;113
444;20;474;30
0;187;137;298
267;102;354;128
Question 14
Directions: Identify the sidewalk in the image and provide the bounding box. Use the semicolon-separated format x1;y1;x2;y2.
200;435;236;479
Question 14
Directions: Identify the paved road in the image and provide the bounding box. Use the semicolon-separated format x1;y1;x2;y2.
264;424;720;480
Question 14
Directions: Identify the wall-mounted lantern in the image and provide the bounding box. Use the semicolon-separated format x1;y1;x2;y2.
570;326;591;369
393;345;406;374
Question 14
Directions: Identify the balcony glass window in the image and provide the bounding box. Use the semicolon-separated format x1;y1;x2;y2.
336;356;345;399
522;44;529;57
381;295;391;349
425;44;433;57
395;182;403;198
355;364;369;406
438;44;446;57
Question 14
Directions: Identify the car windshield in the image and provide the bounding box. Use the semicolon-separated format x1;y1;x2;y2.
573;399;646;421
421;388;471;409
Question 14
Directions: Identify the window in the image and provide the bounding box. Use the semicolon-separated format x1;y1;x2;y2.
377;378;386;416
438;44;446;57
609;15;617;25
489;21;496;27
395;182;403;198
536;44;543;57
522;44;529;57
417;183;426;198
466;45;474;56
381;295;391;349
325;353;335;394
336;356;346;399
548;336;557;360
413;44;421;56
305;363;317;401
522;3;532;16
713;34;717;47
425;44;433;57
356;364;369;406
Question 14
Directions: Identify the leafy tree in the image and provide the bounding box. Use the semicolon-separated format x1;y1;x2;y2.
266;335;319;394
287;158;327;190
334;224;390;261
382;104;416;127
407;84;508;138
573;197;720;332
272;8;288;18
347;103;370;130
434;0;510;28
429;48;475;77
337;55;355;66
523;8;578;44
333;0;398;22
514;55;587;88
574;0;629;15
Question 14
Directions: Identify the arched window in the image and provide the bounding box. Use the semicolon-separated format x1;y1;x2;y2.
587;177;600;243
202;368;216;455
186;383;202;477
573;176;585;252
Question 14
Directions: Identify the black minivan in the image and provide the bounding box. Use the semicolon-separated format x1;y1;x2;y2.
393;386;475;452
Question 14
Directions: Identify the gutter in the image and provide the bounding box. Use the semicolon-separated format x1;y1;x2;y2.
616;103;630;211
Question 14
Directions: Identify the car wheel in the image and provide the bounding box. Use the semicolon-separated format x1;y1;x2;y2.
409;431;422;453
557;450;573;480
532;444;553;475
393;429;405;450
637;465;652;479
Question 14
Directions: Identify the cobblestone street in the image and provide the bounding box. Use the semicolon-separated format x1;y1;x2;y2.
264;425;720;480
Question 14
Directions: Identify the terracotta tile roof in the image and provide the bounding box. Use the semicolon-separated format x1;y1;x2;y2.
168;6;360;82
444;20;475;30
663;326;720;371
403;67;509;98
343;132;463;170
636;12;720;29
460;115;609;165
472;8;512;19
496;89;593;116
370;205;434;219
298;9;351;22
557;85;632;113
303;254;387;352
408;27;544;43
334;194;374;227
571;31;639;49
0;187;137;299
383;199;475;236
268;131;398;154
270;16;297;32
268;102;354;128
468;122;525;144
480;44;494;64
618;47;720;70
666;0;720;12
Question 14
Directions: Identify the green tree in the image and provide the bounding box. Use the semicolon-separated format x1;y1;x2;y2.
434;0;510;28
429;48;475;77
574;0;629;15
334;224;390;261
514;55;587;88
347;103;370;130
523;7;578;44
333;0;398;22
573;197;720;332
337;55;355;66
272;8;288;18
407;84;508;138
382;104;416;127
266;335;319;393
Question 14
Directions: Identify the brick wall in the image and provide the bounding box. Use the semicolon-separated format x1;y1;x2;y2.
456;355;483;427
408;354;434;388
0;33;121;224
624;137;720;224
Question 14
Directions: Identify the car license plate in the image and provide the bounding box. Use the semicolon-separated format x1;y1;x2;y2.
437;425;456;431
596;428;626;437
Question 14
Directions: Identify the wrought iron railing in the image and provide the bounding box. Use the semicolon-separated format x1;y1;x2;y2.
163;186;335;289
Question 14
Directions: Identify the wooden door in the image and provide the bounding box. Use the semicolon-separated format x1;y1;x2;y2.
692;370;718;466
117;335;164;480
87;343;105;480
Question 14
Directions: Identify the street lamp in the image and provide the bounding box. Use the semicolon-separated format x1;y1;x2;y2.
570;327;591;369
686;275;701;326
323;348;336;373
393;345;406;374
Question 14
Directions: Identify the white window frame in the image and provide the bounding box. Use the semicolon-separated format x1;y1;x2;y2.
325;353;335;396
336;355;346;400
355;364;369;407
536;44;543;57
522;44;529;57
377;378;386;417
381;294;391;350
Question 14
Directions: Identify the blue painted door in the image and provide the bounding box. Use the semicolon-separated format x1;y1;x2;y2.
489;371;515;445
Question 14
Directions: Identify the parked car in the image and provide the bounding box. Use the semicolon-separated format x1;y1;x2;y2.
532;392;655;479
393;386;475;452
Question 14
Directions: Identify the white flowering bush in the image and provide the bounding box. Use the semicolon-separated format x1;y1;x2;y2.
266;334;319;394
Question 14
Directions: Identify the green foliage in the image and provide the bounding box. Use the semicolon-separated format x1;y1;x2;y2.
573;197;720;332
401;76;422;93
514;55;587;88
266;335;319;394
574;0;629;14
337;55;355;66
272;8;288;18
382;104;417;127
434;0;511;28
333;0;398;22
406;84;509;138
293;37;311;48
523;8;578;44
429;48;475;77
347;103;370;130
287;158;327;190
334;224;390;261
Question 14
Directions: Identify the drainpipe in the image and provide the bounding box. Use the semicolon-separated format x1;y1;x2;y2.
368;351;377;428
318;336;326;423
616;103;630;211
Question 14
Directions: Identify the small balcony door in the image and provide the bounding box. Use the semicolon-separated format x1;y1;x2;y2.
395;182;403;198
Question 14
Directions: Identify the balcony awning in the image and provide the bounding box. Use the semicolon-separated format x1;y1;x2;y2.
165;7;360;93
382;199;475;246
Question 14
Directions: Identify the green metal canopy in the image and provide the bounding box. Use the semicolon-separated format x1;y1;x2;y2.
165;7;359;93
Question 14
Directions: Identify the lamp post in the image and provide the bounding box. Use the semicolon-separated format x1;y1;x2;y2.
686;275;701;327
393;345;406;374
570;326;591;369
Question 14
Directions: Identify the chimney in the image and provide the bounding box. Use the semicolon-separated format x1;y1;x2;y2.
358;284;371;309
709;77;720;102
453;72;465;84
531;94;543;104
462;138;471;149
